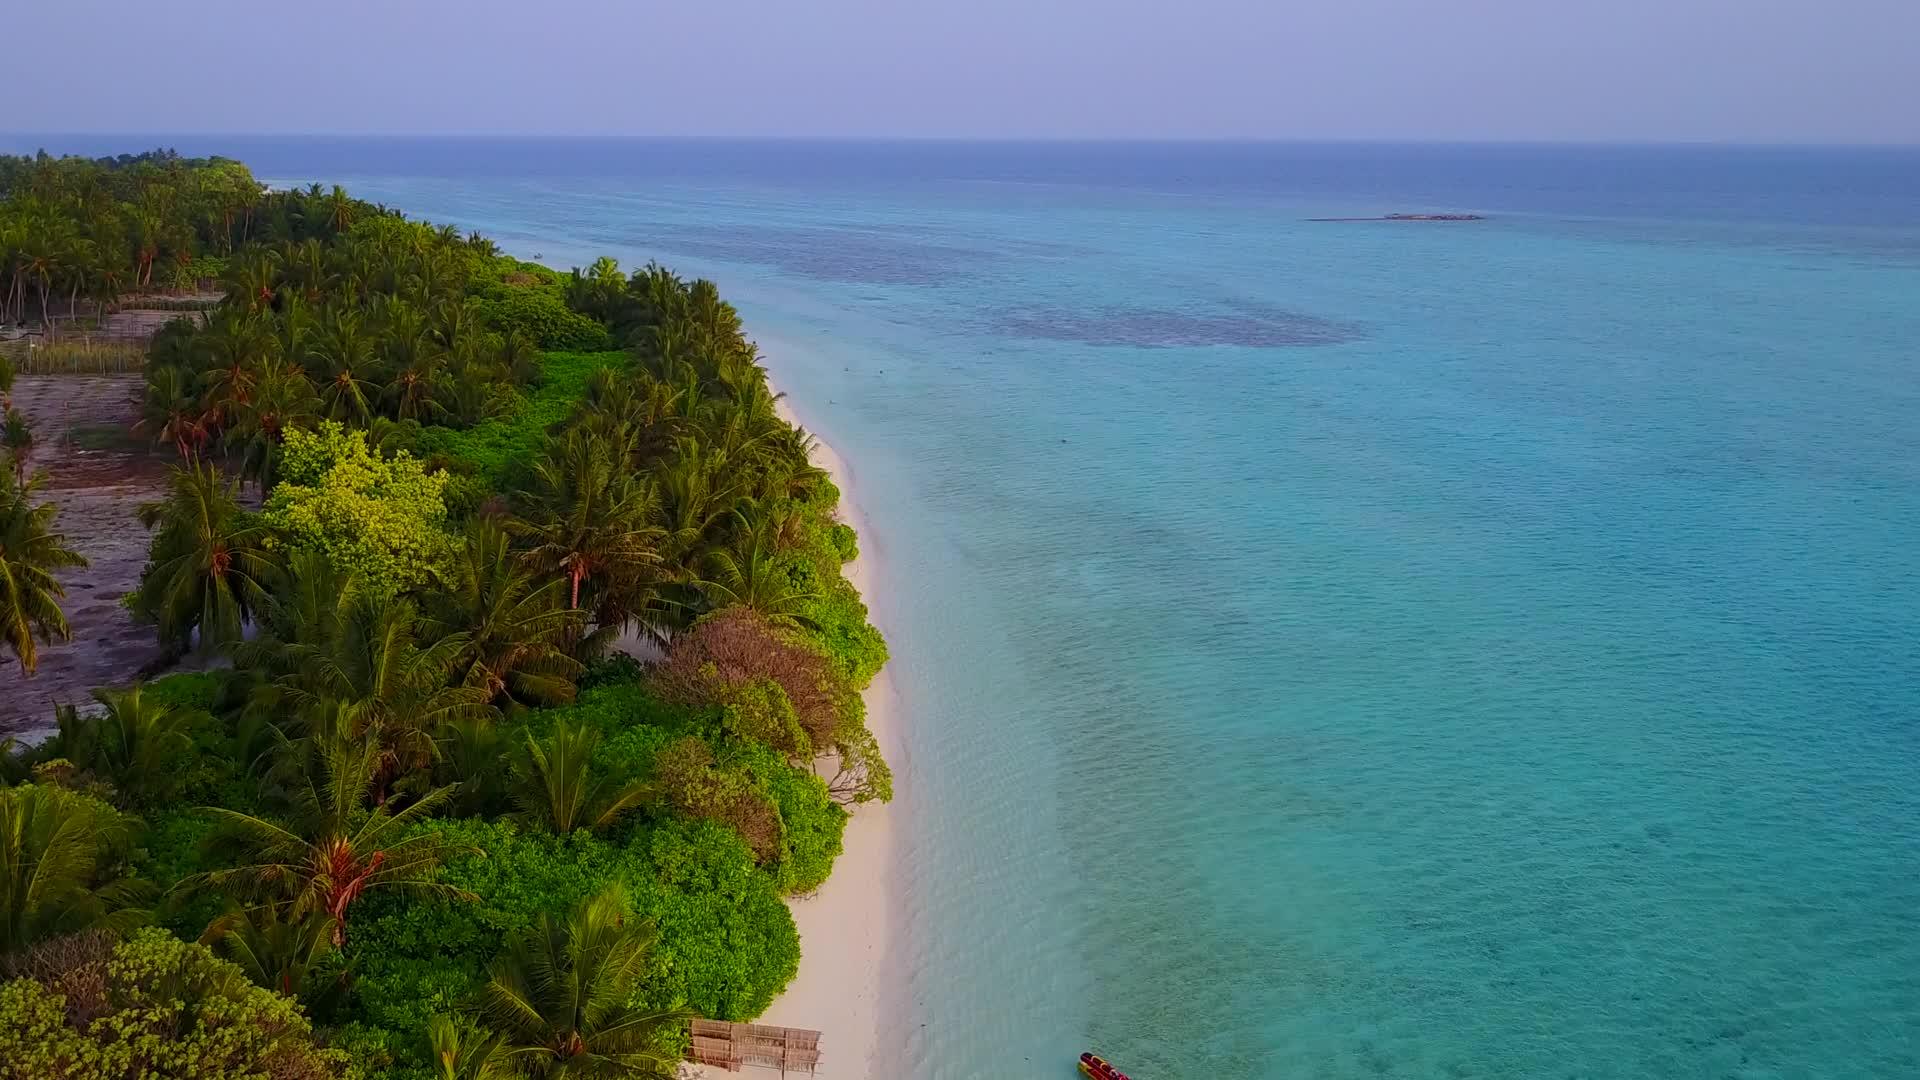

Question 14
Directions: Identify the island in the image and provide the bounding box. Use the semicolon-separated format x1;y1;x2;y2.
0;148;890;1080
1307;212;1487;222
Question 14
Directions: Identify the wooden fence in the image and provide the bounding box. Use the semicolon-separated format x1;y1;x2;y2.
688;1019;822;1076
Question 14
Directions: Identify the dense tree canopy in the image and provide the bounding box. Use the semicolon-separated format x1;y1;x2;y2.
2;151;890;1079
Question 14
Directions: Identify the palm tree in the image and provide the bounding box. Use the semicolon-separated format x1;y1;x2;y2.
428;1015;510;1080
325;186;355;235
45;684;197;805
509;722;647;835
652;439;752;568
138;363;211;460
130;463;279;654
309;309;383;425
16;230;61;325
197;309;280;429
437;716;510;817
56;235;97;319
222;249;283;313
264;585;497;795
480;885;687;1079
380;300;448;422
91;255;129;318
501;331;542;387
283;238;332;303
181;734;471;947
0;738;25;787
512;432;662;616
232;356;317;491
432;520;584;707
130;208;163;286
692;527;818;629
201;903;339;999
0;783;145;956
432;297;489;355
0;469;87;677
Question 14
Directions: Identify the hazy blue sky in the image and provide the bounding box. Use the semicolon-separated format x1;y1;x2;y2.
12;0;1917;142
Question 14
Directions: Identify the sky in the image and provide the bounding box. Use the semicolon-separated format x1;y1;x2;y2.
11;0;1919;143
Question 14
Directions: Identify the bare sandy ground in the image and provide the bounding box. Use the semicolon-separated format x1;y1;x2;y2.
2;375;170;739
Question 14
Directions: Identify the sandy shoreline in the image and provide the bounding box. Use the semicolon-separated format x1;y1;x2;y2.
711;370;900;1079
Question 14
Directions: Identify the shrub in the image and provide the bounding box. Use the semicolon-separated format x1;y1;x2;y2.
653;605;890;806
637;819;800;1017
791;572;889;689
713;678;812;765
263;421;457;593
140;671;227;711
649;736;784;862
531;674;851;883
654;607;854;760
348;817;798;1071
0;928;354;1080
410;352;623;491
579;652;647;690
828;521;859;563
476;288;612;352
752;745;846;894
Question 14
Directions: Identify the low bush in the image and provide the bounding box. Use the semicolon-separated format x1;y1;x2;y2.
346;817;799;1074
654;606;855;760
0;928;354;1080
649;736;785;861
476;288;612;352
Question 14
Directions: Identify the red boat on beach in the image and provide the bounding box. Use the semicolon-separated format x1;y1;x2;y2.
1079;1051;1132;1080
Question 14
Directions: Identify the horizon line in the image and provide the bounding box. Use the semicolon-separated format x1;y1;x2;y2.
4;132;1917;151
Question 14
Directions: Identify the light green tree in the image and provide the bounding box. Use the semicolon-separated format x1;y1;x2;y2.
263;420;458;593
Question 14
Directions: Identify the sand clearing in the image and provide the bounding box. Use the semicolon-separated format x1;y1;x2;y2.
2;375;173;739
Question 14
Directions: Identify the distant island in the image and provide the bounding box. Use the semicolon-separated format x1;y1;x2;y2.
1309;212;1486;222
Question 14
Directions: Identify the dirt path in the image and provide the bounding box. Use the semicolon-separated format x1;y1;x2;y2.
2;375;172;739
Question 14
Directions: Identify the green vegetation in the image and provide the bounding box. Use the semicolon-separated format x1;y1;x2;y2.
0;928;354;1080
0;469;87;676
263;422;459;593
9;340;150;374
477;885;685;1078
411;350;615;492
1;149;887;1079
0;785;144;953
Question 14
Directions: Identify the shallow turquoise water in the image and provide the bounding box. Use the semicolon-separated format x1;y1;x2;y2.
26;138;1919;1078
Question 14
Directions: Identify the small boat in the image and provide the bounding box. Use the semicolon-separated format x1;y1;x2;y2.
1079;1051;1132;1080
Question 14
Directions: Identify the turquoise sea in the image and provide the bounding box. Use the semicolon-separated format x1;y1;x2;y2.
16;137;1920;1078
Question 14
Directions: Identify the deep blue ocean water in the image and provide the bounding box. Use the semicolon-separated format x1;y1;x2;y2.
14;136;1919;1079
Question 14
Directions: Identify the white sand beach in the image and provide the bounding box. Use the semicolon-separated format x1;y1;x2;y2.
723;378;902;1079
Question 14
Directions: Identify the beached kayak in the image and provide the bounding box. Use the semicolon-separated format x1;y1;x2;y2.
1079;1051;1132;1080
